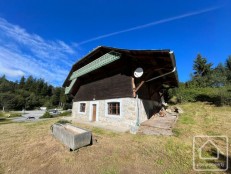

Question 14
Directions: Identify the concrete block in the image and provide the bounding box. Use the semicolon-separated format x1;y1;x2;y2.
51;124;92;151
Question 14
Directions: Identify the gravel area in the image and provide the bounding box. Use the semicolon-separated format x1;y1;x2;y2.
13;110;46;122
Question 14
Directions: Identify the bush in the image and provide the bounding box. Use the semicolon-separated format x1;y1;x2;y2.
63;103;72;110
40;112;53;119
8;112;22;117
55;119;71;124
167;85;231;106
44;100;53;109
57;111;71;117
0;112;4;117
0;112;21;118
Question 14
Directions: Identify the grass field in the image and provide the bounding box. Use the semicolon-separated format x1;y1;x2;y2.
0;102;230;174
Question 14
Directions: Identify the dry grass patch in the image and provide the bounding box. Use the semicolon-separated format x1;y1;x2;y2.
0;102;230;174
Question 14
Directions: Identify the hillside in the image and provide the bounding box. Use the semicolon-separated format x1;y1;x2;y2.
0;102;230;173
0;75;71;111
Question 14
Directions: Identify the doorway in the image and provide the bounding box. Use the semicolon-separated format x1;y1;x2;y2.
89;101;99;122
92;104;96;121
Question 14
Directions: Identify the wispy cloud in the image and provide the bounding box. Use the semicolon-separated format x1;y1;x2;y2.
79;6;221;45
0;6;221;85
0;17;77;86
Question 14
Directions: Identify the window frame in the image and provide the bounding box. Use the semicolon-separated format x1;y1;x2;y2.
108;102;120;115
105;99;123;118
78;102;87;114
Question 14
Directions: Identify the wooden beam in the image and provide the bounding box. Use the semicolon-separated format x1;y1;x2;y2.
135;81;145;93
131;77;136;97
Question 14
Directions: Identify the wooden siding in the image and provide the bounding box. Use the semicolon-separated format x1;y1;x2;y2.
136;81;162;100
74;74;133;101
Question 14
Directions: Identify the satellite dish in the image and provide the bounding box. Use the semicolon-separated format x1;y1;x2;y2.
134;67;143;78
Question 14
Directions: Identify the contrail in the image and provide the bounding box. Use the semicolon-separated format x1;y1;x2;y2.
78;6;221;45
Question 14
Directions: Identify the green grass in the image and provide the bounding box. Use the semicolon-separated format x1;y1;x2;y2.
0;111;21;125
55;119;71;124
0;111;21;118
179;115;195;124
92;127;119;137
57;111;71;117
172;128;181;137
0;112;4;117
7;112;22;117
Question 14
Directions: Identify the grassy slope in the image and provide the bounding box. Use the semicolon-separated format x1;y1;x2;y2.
0;112;22;125
0;102;230;174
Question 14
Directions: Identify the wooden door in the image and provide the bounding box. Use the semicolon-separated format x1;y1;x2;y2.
92;104;96;121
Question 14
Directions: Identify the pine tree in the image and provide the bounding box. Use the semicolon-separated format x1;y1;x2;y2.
51;88;62;106
59;88;67;107
193;54;213;77
25;76;36;91
225;56;231;82
191;54;213;87
0;75;6;82
19;76;25;89
209;63;227;87
226;56;231;71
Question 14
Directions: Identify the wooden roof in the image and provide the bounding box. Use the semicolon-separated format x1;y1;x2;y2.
63;46;179;95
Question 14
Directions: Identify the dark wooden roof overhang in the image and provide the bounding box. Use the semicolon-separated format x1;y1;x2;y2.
63;46;179;96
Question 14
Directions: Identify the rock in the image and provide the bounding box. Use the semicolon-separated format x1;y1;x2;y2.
166;108;172;113
159;109;166;117
174;106;184;114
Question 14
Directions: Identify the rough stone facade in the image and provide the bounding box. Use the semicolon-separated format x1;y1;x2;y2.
72;97;161;128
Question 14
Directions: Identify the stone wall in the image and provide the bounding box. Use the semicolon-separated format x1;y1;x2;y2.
72;97;161;128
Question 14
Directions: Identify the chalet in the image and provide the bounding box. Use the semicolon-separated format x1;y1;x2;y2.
63;46;178;128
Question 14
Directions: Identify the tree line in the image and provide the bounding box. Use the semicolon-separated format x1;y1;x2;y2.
188;54;231;87
0;75;72;111
168;54;231;106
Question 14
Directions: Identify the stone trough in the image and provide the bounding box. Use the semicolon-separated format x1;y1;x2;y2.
51;123;92;151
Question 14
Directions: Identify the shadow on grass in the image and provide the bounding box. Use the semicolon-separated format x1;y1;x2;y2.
195;94;231;107
209;149;231;173
0;117;13;125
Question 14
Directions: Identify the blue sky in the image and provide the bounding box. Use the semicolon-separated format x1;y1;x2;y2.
0;0;230;86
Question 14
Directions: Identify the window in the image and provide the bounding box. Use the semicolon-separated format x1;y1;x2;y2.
108;102;120;115
105;99;122;117
79;103;86;113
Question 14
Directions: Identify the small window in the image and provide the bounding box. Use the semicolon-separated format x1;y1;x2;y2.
108;102;120;115
79;103;86;113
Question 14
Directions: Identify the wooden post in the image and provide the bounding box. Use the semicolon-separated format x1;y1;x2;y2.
135;81;145;93
132;78;145;97
131;78;136;97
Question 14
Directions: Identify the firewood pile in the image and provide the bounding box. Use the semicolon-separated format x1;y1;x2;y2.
156;106;184;117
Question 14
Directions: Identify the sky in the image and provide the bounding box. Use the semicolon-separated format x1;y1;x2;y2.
0;0;230;86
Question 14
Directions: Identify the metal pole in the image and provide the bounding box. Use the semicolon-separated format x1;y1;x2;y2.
136;95;140;126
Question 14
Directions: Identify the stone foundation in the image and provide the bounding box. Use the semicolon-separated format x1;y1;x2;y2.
72;97;161;128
